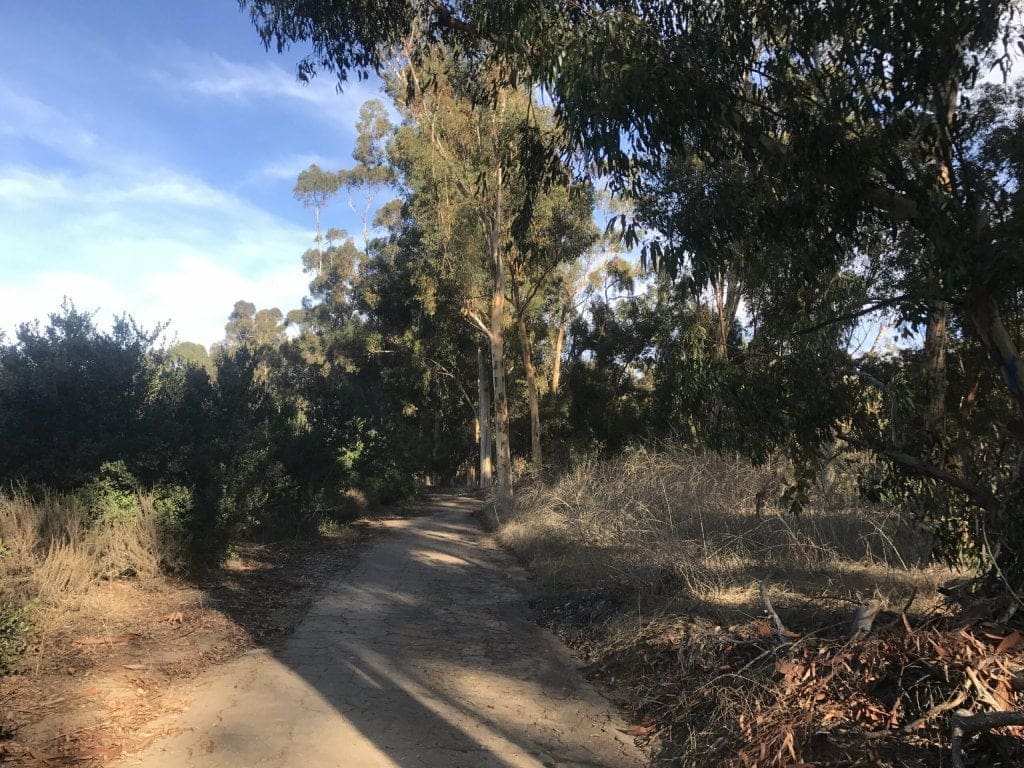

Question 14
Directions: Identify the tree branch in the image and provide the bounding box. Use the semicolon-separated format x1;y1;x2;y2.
461;304;491;337
792;296;913;337
425;356;476;415
863;185;924;222
839;431;996;510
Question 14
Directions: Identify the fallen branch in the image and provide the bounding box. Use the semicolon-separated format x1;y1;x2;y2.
951;710;1024;768
965;667;1004;712
760;582;790;641
901;687;968;733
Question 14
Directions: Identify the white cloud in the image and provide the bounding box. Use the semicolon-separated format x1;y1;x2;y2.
182;55;330;104
0;66;337;347
0;167;69;204
138;256;309;344
247;152;337;183
0;272;128;337
0;83;101;164
0;259;309;348
0;162;314;347
155;50;383;128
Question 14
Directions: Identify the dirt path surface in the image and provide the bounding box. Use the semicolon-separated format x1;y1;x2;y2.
116;495;646;768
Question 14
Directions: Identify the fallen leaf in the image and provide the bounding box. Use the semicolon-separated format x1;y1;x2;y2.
995;631;1022;654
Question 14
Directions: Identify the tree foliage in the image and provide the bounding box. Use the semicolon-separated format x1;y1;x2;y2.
237;0;1024;582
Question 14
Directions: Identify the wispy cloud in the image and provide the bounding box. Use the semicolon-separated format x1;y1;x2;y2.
0;39;378;346
155;49;383;128
0;83;102;165
0;167;69;204
0;167;313;345
181;55;332;104
248;152;338;184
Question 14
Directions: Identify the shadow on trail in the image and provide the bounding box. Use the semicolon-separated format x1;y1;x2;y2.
144;493;639;768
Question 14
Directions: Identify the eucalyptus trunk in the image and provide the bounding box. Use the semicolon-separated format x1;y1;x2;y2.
511;280;543;471
551;308;567;396
487;164;513;515
477;345;492;488
922;300;948;443
966;290;1024;586
969;292;1024;413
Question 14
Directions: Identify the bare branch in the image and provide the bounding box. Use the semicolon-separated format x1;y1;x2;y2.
792;296;913;337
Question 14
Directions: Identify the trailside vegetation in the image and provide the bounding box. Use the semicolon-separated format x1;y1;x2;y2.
4;1;1024;762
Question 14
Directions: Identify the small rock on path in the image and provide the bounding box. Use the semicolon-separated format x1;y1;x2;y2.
117;495;647;768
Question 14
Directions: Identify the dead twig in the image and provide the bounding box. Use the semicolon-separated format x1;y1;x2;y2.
901;685;968;733
760;582;791;641
951;709;1024;768
965;666;1004;712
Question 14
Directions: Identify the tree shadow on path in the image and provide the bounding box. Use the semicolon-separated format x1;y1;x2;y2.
121;494;643;768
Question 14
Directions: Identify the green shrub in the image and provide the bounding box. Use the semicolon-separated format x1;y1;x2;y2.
358;464;416;506
0;537;22;671
77;460;139;523
151;482;192;535
0;595;32;672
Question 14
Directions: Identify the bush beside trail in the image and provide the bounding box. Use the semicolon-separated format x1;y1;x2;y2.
499;446;1024;766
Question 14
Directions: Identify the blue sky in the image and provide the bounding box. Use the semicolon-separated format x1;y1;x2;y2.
0;0;386;347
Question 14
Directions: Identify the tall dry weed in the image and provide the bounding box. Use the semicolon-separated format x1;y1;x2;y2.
500;445;948;619
0;491;182;613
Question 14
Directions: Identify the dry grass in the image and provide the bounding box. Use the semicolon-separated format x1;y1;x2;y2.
496;445;1006;766
0;515;363;767
501;445;950;622
0;492;182;632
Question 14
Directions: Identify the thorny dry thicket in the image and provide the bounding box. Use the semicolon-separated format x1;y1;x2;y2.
501;446;1024;766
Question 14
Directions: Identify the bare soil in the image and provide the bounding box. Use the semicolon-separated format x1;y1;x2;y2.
0;525;365;766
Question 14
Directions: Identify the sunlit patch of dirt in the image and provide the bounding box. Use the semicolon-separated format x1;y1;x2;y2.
0;528;364;767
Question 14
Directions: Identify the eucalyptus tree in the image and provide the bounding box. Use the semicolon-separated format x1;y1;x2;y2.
167;341;215;376
337;99;397;249
240;0;1024;570
294;163;340;264
356;199;482;486
509;181;597;467
383;54;521;506
222;300;288;350
384;54;595;493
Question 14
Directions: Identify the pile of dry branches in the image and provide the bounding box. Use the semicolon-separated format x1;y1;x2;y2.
576;602;1024;766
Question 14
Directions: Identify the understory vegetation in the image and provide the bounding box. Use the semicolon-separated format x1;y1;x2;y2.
501;449;1019;766
5;0;1024;763
501;446;941;613
0;489;177;670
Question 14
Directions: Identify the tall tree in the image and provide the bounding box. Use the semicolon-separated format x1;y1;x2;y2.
294;163;340;265
337;99;397;249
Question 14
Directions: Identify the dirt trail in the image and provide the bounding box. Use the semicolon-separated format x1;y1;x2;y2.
116;495;646;768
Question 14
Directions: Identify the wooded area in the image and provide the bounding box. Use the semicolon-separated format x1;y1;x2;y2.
4;1;1024;765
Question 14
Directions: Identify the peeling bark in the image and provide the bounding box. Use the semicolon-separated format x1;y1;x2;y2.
551;313;566;396
477;346;492;488
969;291;1024;414
488;159;514;514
